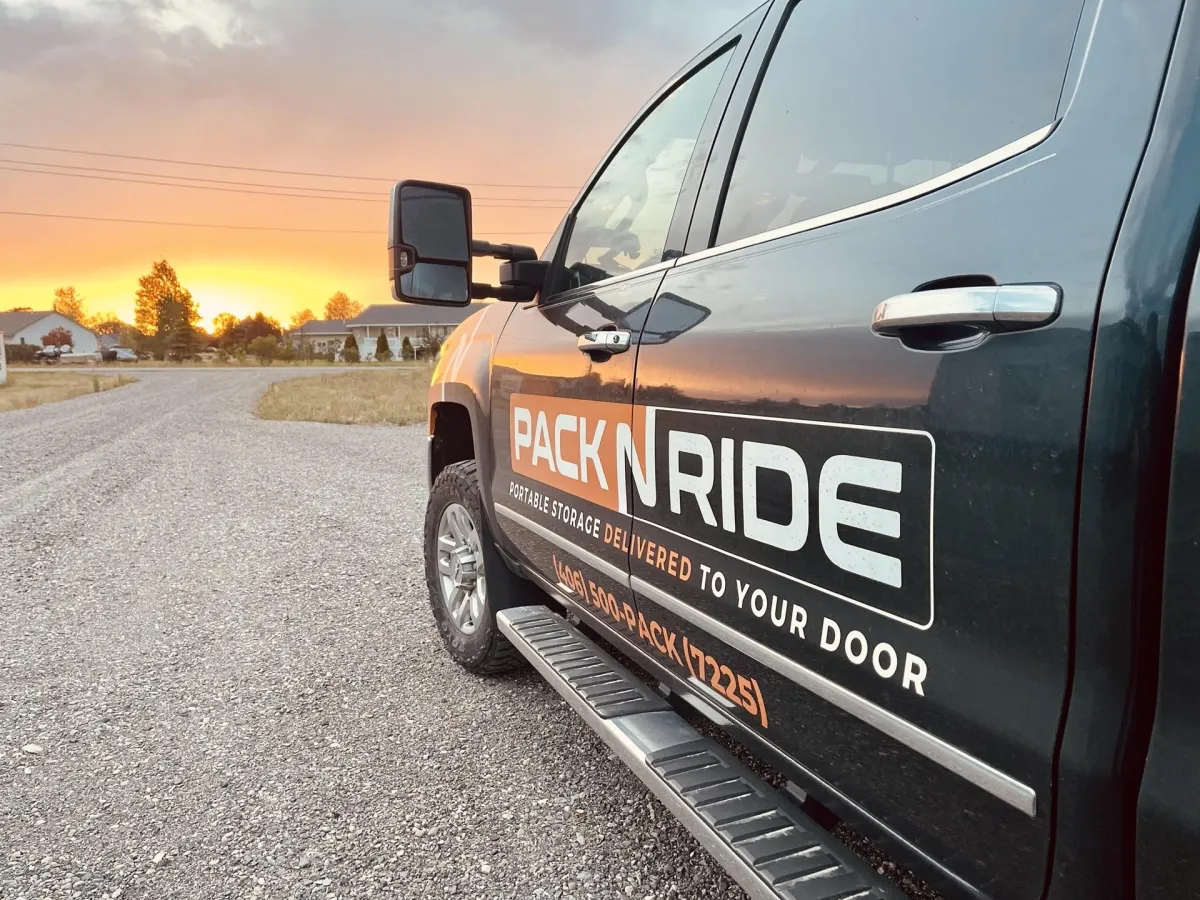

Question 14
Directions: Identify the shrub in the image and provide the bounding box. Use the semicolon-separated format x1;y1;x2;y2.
4;343;38;364
277;341;296;363
249;335;277;365
343;334;360;364
217;348;229;363
401;336;414;361
375;331;392;362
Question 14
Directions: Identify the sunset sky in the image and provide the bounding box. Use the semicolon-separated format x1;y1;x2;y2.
0;0;760;328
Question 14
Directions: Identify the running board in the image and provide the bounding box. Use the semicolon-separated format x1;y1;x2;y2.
497;606;903;900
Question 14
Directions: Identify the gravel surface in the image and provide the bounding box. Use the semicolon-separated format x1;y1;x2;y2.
0;370;749;900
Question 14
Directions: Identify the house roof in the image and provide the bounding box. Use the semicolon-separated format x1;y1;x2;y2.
345;303;490;328
290;319;351;336
0;310;53;336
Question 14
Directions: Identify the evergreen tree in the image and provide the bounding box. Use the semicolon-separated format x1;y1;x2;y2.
401;336;415;361
375;331;392;362
168;322;198;361
342;333;360;363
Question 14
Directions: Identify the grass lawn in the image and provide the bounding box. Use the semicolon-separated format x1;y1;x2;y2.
0;372;136;413
256;367;431;426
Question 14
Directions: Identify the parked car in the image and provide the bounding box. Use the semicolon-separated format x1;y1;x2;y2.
101;346;138;363
33;346;60;363
385;2;1200;899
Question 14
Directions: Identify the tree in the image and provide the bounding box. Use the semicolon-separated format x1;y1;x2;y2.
133;261;198;358
53;286;87;323
226;312;281;349
400;335;415;361
324;291;362;321
342;333;360;363
89;314;124;336
212;313;239;343
42;326;74;348
4;306;32;313
375;331;393;362
168;322;198;361
289;308;315;329
249;335;278;365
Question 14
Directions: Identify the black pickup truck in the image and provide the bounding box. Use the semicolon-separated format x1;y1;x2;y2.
383;1;1200;897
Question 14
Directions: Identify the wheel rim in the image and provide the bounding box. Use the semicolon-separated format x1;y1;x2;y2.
436;502;487;636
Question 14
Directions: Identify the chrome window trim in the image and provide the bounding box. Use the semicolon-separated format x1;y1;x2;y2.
689;120;1060;266
494;502;1037;817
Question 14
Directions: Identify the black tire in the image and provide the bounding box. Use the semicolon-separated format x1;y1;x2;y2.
425;460;537;675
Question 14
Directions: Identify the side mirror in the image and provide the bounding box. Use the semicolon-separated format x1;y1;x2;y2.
389;180;473;307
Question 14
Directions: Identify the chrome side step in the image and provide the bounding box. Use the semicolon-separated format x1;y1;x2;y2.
497;606;903;900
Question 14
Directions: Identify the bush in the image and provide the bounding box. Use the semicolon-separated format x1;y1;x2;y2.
401;336;414;361
277;341;296;363
375;331;392;362
342;334;360;364
4;343;38;364
217;348;229;363
249;335;278;365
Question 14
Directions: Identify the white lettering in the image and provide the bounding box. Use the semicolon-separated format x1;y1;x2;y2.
742;441;809;551
820;617;841;651
751;589;768;618
711;571;726;598
819;455;903;587
579;417;607;488
872;642;898;679
903;654;927;696
513;407;532;461
789;605;807;638
737;579;750;609
532;412;556;473
720;437;736;533
770;595;787;628
616;410;655;515
553;414;578;480
669;430;717;527
844;630;868;665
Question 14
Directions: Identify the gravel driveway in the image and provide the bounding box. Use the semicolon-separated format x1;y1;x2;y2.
0;370;749;900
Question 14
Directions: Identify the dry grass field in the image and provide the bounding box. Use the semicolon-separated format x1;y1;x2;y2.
0;371;136;413
255;367;431;426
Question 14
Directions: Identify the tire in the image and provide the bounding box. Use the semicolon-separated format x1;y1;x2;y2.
425;460;537;675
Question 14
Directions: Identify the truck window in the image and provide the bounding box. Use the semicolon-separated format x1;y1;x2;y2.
714;0;1086;246
555;46;734;293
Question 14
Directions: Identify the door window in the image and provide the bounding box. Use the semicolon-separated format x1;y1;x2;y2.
715;0;1085;245
555;47;734;293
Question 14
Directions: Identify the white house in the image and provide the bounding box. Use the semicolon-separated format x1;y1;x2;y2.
346;303;489;360
0;310;100;353
0;330;7;386
288;319;353;356
287;304;487;360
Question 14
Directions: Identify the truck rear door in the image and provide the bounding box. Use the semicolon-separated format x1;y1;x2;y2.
625;0;1183;896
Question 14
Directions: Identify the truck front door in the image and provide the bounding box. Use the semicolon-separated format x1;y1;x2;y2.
488;28;755;635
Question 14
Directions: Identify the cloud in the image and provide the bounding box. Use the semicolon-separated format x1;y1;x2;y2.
0;0;266;46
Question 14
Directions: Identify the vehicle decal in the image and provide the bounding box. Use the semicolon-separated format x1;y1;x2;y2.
510;395;936;629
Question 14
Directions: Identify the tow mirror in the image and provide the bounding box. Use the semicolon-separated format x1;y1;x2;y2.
389;180;473;307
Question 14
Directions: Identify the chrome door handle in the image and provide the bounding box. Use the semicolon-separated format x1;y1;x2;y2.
578;330;632;356
871;284;1062;337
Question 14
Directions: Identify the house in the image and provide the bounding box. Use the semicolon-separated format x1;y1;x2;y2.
0;330;6;386
0;310;100;353
288;319;353;356
345;303;489;360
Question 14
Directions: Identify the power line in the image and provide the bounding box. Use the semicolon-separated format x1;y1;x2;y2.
0;156;572;202
0;141;580;190
0;164;569;210
0;209;552;237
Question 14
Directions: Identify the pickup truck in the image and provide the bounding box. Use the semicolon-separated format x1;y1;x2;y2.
384;1;1200;898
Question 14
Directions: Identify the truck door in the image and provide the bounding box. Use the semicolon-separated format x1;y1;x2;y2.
625;0;1182;897
488;22;759;631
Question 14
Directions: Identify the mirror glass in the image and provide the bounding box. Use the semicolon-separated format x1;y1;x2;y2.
400;263;470;305
400;185;470;262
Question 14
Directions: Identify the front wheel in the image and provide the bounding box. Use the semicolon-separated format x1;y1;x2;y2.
424;460;536;675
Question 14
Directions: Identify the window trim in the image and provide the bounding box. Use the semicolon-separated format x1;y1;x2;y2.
685;119;1058;266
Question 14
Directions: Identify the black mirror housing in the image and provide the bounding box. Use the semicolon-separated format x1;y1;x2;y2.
389;180;473;307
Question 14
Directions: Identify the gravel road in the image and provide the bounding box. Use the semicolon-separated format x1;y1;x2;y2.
0;370;748;900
